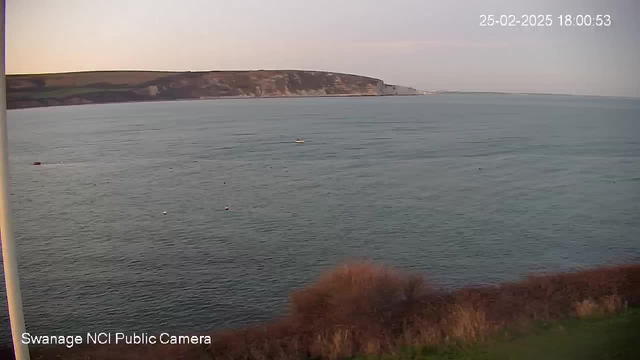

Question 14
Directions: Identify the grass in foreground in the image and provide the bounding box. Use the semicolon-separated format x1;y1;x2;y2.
361;309;640;360
10;263;640;360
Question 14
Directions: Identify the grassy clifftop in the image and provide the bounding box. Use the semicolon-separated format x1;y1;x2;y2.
7;70;418;109
357;309;640;360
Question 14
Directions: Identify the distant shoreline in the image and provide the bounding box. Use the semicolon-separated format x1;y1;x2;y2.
6;69;422;110
9;90;637;112
426;90;640;99
6;92;426;111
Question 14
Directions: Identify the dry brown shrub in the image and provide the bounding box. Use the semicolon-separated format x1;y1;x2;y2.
398;321;442;348
602;294;624;313
446;304;491;342
290;262;428;332
362;337;382;355
575;298;600;317
310;329;353;360
575;295;625;318
18;263;640;360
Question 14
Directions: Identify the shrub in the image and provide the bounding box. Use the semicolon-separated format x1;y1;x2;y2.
575;294;625;318
21;263;640;360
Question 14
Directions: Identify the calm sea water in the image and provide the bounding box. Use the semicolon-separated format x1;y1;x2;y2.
0;95;639;341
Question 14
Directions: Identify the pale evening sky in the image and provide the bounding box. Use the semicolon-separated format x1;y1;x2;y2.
6;0;640;97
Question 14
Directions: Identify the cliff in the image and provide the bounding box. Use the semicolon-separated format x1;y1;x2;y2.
7;70;421;109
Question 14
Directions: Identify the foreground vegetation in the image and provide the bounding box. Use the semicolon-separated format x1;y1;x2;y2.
358;309;640;360
5;263;640;359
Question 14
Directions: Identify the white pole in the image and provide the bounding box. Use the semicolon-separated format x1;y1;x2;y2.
0;0;30;358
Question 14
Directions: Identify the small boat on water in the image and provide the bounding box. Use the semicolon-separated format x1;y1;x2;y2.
295;139;305;144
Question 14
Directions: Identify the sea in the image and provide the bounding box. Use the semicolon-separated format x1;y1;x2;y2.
1;95;639;342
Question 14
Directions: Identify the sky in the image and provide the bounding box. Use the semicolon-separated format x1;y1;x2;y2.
6;0;640;97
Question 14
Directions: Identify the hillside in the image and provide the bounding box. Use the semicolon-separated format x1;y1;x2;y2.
6;70;421;109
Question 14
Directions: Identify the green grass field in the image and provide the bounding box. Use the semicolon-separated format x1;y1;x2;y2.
358;309;640;360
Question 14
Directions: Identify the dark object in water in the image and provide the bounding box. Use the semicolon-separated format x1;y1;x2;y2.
32;161;42;166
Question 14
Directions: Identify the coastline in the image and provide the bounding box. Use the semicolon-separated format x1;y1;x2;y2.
7;69;422;110
7;92;424;111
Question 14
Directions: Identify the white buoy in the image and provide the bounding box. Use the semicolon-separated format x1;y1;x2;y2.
224;207;229;211
163;211;167;215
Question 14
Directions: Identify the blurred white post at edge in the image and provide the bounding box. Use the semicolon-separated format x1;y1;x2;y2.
0;0;30;359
